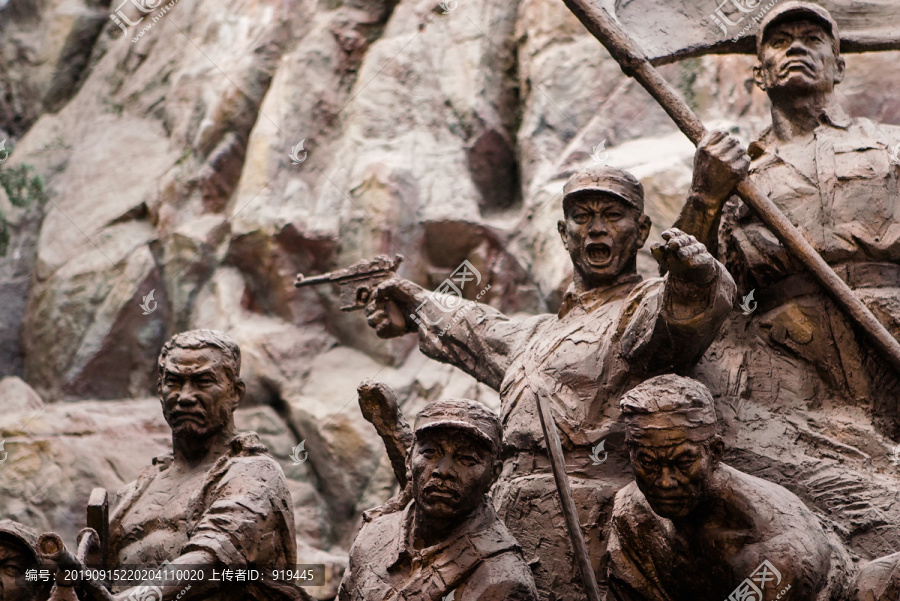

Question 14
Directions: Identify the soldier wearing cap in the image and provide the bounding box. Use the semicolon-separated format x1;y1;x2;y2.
0;520;50;601
364;165;735;600
606;375;850;601
674;0;900;557
337;399;538;601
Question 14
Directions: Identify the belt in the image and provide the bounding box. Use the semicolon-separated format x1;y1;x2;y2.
757;262;900;314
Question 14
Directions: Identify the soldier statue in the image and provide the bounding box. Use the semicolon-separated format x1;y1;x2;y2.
0;520;51;601
606;375;850;601
105;330;309;601
675;0;900;556
337;399;538;601
364;165;736;599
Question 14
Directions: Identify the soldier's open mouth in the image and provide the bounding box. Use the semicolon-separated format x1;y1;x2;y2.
586;243;612;266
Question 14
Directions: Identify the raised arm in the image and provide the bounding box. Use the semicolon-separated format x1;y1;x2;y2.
622;228;736;372
674;130;750;256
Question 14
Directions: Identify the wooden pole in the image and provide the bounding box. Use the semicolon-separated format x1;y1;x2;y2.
526;373;603;601
562;0;900;375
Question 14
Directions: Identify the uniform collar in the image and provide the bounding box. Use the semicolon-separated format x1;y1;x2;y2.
750;103;852;159
558;274;643;319
388;497;494;572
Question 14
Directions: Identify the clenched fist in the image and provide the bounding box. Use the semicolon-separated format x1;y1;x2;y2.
690;130;751;209
651;229;717;284
364;278;428;339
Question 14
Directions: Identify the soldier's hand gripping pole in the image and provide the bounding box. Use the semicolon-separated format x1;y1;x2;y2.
526;373;603;601
561;0;900;375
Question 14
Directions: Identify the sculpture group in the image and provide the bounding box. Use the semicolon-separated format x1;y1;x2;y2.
4;2;900;601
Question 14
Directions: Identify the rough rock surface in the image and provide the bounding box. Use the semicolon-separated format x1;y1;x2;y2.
1;0;900;597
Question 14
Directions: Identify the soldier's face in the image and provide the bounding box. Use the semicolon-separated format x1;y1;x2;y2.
411;430;496;521
558;194;650;289
628;431;722;520
0;543;37;601
159;348;241;439
755;19;845;94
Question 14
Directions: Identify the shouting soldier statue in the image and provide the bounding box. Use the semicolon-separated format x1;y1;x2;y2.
337;399;538;601
365;165;735;600
106;330;309;601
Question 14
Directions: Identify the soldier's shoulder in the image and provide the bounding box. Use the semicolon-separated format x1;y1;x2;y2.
348;507;404;558
611;482;657;526
465;555;539;601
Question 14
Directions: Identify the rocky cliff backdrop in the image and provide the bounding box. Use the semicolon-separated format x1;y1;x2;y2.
2;0;900;598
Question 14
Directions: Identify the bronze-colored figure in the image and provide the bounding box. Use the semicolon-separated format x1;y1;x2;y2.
365;165;736;599
607;375;850;601
678;1;900;433
853;552;900;601
674;0;900;557
337;399;538;601
0;520;50;601
106;330;308;601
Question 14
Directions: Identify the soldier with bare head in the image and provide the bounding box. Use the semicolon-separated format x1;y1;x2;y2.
337;399;538;601
106;329;309;601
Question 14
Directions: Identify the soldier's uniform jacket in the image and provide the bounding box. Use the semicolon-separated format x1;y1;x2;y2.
706;107;900;430
108;432;305;601
411;268;735;600
337;497;538;601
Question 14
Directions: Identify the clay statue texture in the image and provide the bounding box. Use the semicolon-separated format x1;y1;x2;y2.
337;399;538;601
675;1;900;559
105;330;309;601
607;374;851;601
364;165;736;600
0;520;50;601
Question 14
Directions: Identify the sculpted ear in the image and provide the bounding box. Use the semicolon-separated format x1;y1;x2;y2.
491;457;503;485
233;379;246;410
709;436;725;468
753;63;767;91
834;55;846;85
637;214;652;248
558;220;568;252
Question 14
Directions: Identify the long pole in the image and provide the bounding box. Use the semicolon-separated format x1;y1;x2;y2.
526;373;603;601
562;0;900;375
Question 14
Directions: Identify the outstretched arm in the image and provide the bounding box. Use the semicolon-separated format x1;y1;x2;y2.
365;278;543;391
